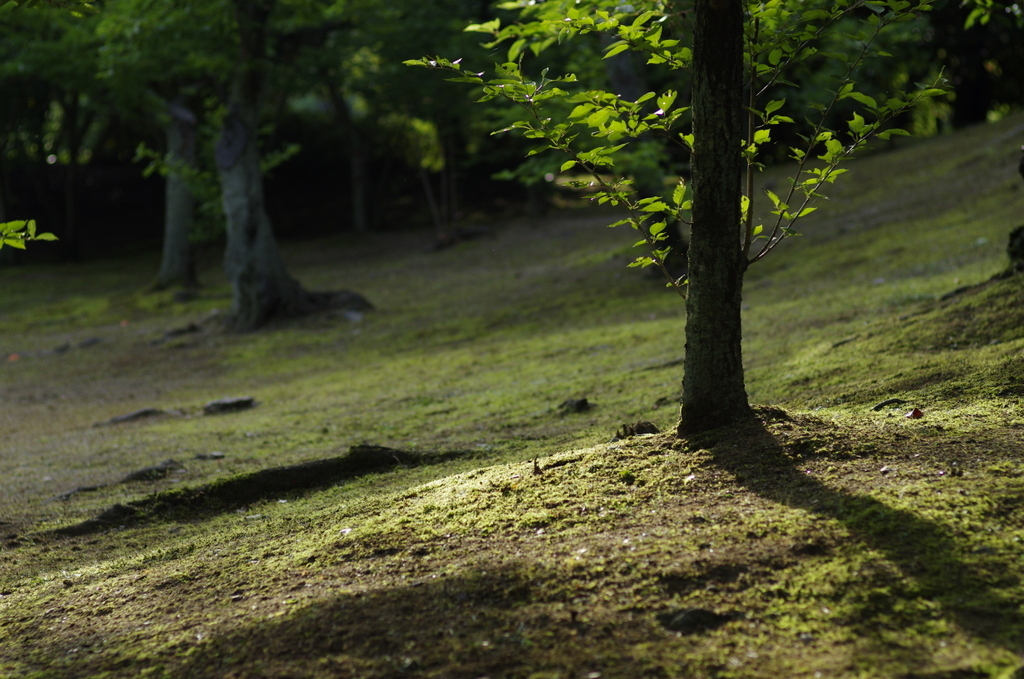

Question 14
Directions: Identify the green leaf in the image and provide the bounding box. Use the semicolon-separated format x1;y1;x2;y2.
508;38;527;62
848;112;866;135
824;138;844;159
465;18;501;33
603;41;630;59
560;160;577;172
569;104;595;119
844;91;877;108
656;90;677;114
672;181;686;207
877;128;910;140
586;108;613;128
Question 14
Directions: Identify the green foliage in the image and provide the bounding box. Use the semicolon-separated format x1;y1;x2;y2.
0;219;57;249
0;0;95;15
409;0;949;293
962;0;1024;28
133;99;302;246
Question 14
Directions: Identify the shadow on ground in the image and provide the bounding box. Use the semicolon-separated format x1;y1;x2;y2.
42;445;472;538
15;413;1024;679
706;409;1024;669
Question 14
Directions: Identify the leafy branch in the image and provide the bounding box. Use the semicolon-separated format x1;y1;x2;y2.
409;0;947;293
743;0;947;263
0;220;58;250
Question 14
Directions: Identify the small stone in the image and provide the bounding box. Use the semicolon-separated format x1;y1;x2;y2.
194;451;226;460
657;608;732;634
203;397;256;415
559;398;592;414
120;459;182;483
98;407;165;427
612;420;660;440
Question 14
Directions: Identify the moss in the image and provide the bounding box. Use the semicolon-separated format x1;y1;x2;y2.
4;113;1024;677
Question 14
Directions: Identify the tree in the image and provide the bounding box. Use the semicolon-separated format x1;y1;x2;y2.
0;0;89;257
94;0;371;328
682;0;748;433
156;99;199;288
94;0;234;290
215;0;325;330
0;3;106;260
411;0;946;434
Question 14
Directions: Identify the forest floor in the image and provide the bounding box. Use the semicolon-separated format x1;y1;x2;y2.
2;112;1024;678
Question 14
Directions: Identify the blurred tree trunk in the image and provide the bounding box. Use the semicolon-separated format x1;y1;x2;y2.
678;0;752;436
154;99;198;289
217;0;311;330
326;83;369;232
61;93;82;261
0;162;13;266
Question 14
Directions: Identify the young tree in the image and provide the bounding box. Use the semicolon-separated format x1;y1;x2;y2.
683;0;748;433
411;0;946;434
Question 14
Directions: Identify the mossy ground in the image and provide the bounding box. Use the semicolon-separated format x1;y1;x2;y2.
2;113;1024;678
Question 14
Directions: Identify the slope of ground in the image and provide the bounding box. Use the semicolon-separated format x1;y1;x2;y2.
1;112;1024;678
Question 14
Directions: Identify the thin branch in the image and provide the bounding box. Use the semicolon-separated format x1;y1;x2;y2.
743;17;759;259
751;16;890;263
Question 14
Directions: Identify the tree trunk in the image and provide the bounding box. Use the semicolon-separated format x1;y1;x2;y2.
677;0;752;436
217;101;311;330
62;93;81;262
326;83;369;232
217;0;311;331
154;99;198;289
349;133;369;232
0;162;13;266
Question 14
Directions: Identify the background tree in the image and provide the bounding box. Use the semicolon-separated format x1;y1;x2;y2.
95;0;235;290
0;5;106;260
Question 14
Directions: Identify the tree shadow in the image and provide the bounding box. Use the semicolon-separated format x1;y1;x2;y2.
18;414;1024;678
28;561;688;679
703;410;1024;660
41;446;472;539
